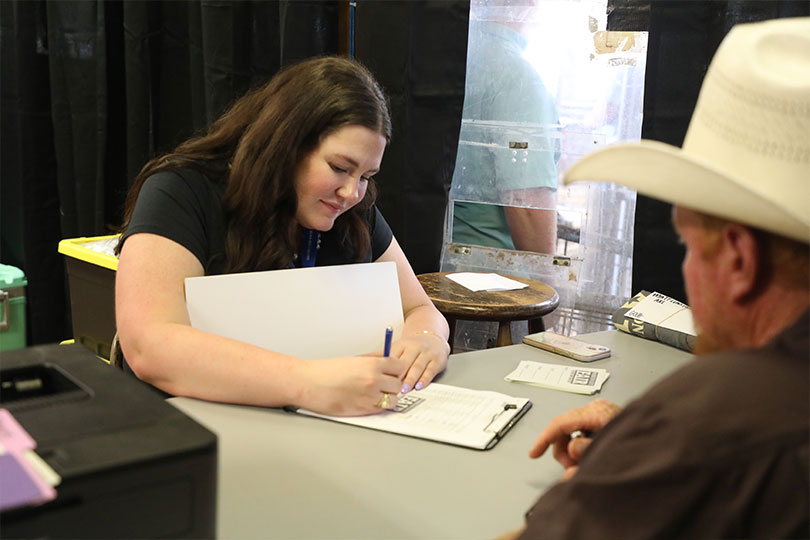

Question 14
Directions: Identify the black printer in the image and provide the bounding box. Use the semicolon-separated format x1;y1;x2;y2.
1;343;217;539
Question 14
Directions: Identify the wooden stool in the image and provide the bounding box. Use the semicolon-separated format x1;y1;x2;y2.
417;272;559;351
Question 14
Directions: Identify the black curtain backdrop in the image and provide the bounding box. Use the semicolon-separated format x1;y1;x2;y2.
608;0;809;303
5;0;806;346
355;1;469;275
2;0;340;345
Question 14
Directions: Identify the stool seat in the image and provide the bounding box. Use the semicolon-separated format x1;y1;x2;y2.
417;272;559;350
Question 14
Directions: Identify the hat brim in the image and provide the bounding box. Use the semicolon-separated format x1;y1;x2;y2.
563;140;809;243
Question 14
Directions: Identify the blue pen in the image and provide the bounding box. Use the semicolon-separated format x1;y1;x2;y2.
383;326;393;357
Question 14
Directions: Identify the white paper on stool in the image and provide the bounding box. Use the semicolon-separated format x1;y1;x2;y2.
446;272;528;292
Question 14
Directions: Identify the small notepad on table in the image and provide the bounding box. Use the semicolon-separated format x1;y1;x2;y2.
505;361;610;395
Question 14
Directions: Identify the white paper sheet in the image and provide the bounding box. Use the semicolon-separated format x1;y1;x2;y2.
446;272;528;292
624;291;696;336
185;262;404;359
297;383;531;450
505;361;610;395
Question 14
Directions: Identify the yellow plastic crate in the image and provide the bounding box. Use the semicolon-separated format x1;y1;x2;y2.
58;235;120;359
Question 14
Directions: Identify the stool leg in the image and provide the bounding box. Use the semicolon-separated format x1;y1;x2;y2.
528;317;546;334
496;321;512;347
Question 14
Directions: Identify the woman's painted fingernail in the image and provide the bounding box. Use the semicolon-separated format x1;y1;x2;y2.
401;384;411;394
415;382;423;390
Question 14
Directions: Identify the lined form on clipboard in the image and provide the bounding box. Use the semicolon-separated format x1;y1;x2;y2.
292;383;531;450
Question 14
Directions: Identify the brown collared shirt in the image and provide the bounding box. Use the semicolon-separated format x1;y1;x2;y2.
519;310;809;540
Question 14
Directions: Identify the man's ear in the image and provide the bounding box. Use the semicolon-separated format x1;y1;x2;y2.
719;224;761;303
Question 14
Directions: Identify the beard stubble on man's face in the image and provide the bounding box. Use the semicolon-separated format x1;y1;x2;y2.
675;207;729;357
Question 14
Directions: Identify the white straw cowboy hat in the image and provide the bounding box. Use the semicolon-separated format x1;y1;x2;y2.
564;17;810;244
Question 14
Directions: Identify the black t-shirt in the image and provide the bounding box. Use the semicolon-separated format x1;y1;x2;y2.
121;167;394;274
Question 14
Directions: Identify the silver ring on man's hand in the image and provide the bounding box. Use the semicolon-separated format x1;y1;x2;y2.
376;393;394;409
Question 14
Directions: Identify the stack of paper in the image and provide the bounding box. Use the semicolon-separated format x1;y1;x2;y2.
0;409;61;511
504;360;610;395
445;272;528;292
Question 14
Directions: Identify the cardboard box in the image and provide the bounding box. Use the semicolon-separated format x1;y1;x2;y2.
58;235;119;360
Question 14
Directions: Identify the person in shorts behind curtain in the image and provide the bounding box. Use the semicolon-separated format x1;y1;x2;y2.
507;17;810;539
452;5;560;254
115;56;450;416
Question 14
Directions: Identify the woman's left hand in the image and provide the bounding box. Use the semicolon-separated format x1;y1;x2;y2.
390;332;450;394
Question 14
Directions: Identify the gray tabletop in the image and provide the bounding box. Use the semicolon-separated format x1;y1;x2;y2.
170;330;693;540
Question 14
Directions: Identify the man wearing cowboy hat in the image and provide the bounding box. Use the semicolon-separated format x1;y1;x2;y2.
513;16;809;539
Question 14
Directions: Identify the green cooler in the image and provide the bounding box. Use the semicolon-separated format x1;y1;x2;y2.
0;264;27;351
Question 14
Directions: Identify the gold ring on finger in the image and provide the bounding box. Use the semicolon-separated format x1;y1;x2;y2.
376;393;393;409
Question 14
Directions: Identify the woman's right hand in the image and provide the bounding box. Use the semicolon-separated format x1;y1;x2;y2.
296;355;411;416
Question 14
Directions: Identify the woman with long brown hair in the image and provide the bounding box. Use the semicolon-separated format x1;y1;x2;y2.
115;56;449;416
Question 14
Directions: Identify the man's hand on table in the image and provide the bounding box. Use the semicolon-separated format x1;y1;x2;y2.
528;398;622;479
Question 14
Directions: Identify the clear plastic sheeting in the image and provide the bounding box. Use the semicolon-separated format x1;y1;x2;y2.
451;120;563;208
573;182;636;312
441;0;648;342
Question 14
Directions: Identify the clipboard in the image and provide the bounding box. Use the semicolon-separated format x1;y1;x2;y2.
480;400;533;450
287;383;532;451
